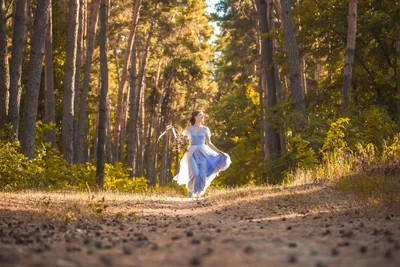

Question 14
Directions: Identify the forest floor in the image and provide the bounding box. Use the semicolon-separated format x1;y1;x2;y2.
0;183;399;267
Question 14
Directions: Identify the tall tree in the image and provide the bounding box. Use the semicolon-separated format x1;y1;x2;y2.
7;0;27;138
256;0;281;158
112;0;142;162
342;0;357;110
159;131;170;186
62;0;80;164
73;0;84;161
0;0;9;130
127;23;153;176
44;0;56;147
76;0;99;163
96;0;109;187
397;23;400;120
280;0;307;119
127;40;138;176
21;0;50;159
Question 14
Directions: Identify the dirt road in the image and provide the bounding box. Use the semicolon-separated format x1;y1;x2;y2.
0;184;399;266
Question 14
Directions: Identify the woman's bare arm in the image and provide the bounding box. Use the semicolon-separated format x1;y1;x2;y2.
205;127;225;154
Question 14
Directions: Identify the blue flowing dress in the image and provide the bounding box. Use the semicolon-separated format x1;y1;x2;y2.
173;125;231;195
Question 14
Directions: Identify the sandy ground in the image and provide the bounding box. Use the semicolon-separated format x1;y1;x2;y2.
0;184;399;267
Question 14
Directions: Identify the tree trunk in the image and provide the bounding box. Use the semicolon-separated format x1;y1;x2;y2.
7;0;27;138
127;43;137;176
82;0;87;60
106;97;113;163
167;144;173;183
280;0;307;121
150;116;161;185
119;84;129;162
44;0;56;147
96;0;109;187
76;0;99;163
257;0;281;159
396;24;400;121
83;113;90;162
93;73;101;162
159;83;171;185
127;23;153;176
137;81;145;176
113;0;142;162
21;0;50;159
145;61;161;178
73;0;84;162
62;0;79;164
342;0;357;110
255;26;265;159
0;0;9;131
145;111;154;178
160;131;169;186
270;1;286;154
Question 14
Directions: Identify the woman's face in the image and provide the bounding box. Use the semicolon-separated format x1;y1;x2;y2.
195;112;204;124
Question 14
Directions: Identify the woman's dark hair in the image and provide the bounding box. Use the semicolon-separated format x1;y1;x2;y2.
189;110;203;125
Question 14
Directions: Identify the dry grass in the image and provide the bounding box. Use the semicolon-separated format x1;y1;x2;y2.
0;190;191;224
1;174;398;227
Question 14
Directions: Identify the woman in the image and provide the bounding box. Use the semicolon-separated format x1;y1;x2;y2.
173;110;231;197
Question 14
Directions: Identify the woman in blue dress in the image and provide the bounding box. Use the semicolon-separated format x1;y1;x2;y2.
173;110;231;197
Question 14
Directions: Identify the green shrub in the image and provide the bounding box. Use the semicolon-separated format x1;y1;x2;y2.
0;140;30;190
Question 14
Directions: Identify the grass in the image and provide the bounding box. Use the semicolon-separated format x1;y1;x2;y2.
284;150;400;206
0;190;190;224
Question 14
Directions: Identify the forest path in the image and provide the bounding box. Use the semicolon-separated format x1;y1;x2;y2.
0;184;399;266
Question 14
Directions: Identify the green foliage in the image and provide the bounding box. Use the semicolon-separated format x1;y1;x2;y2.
0;140;30;190
156;181;188;196
0;123;148;193
105;171;149;193
289;135;318;169
382;135;400;162
321;117;351;158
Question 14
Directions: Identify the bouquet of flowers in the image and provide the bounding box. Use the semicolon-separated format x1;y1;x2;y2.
158;125;189;151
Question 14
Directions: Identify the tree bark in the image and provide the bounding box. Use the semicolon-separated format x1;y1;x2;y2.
280;0;307;120
62;0;80;164
255;21;265;159
137;80;145;176
145;61;161;178
150;116;161;185
160;131;170;186
0;0;9;130
76;0;99;163
149;69;174;185
113;0;142;162
127;23;153;176
21;0;50;159
127;42;138;176
256;0;281;159
396;24;400;121
44;0;56;147
7;0;27;138
81;0;87;59
342;0;357;110
96;0;109;187
106;97;113;163
73;0;84;161
119;84;129;162
270;1;286;154
93;72;101;162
